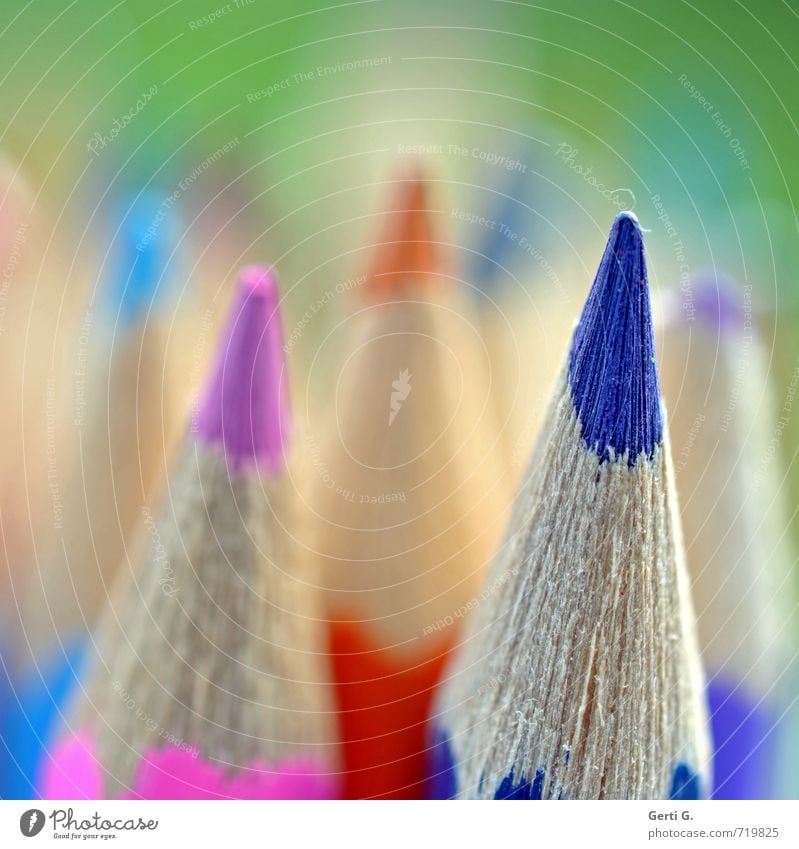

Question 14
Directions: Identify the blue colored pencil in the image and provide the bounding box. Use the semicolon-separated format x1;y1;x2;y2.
6;191;177;799
428;212;712;799
467;157;536;295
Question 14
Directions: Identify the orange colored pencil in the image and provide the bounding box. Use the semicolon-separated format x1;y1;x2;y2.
312;173;509;798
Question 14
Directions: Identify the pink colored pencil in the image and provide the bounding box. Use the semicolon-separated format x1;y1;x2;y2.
40;266;339;799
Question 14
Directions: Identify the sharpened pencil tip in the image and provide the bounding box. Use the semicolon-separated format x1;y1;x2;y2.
239;264;278;298
568;212;662;464
196;265;291;474
614;209;640;227
368;172;440;294
111;191;175;325
470;162;531;291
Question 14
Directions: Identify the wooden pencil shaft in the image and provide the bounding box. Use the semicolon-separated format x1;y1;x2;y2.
68;441;335;797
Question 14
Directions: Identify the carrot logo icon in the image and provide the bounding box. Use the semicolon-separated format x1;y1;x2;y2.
388;368;412;426
19;809;45;837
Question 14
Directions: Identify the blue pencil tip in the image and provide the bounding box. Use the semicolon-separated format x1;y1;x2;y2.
470;190;530;291
614;210;640;227
568;212;662;465
108;191;175;325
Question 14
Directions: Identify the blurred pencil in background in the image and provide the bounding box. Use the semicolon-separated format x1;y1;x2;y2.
40;265;339;799
0;153;35;589
0;154;37;798
0;156;93;799
658;276;794;799
430;212;711;799
0;154;36;525
1;191;182;798
24;190;179;653
312;172;510;798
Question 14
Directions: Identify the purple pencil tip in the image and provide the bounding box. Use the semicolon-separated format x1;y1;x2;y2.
569;212;662;465
196;265;291;475
691;274;747;333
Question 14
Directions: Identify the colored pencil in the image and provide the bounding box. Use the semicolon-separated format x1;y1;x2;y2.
39;265;339;799
658;276;793;799
429;212;712;799
0;154;35;607
0;154;34;583
0;159;64;799
5;192;179;799
21;190;178;661
313;173;510;798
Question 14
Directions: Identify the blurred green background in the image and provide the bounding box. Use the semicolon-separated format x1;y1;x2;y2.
3;0;798;297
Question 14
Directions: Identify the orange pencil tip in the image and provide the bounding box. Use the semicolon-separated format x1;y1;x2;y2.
368;173;441;294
